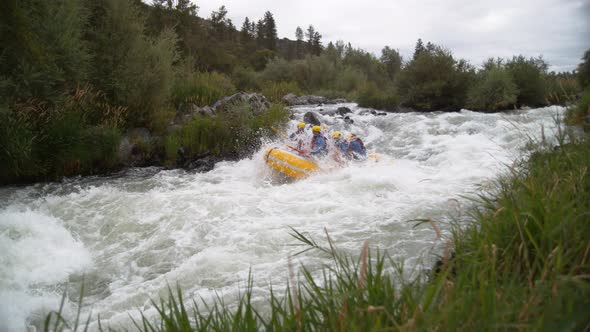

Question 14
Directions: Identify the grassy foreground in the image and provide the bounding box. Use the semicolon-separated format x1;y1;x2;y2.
45;127;590;331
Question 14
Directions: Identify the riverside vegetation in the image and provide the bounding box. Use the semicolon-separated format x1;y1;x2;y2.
1;0;588;184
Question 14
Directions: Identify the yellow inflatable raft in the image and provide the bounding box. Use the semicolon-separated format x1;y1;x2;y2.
264;147;319;179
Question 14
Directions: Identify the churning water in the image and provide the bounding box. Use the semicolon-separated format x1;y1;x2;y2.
0;104;565;331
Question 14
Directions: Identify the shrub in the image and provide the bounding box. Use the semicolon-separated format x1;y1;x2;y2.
544;74;579;105
164;102;288;165
0;87;124;184
0;0;89;104
88;0;177;127
397;46;475;110
467;67;518;111
566;88;590;129
505;55;548;107
355;82;399;111
334;67;368;93
231;66;261;91
172;69;236;108
261;81;302;103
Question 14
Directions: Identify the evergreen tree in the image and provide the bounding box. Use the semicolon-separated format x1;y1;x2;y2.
210;5;229;40
305;25;315;54
413;38;425;60
295;26;304;58
426;41;435;53
311;31;322;55
240;17;253;46
256;19;265;48
380;46;402;81
262;11;277;51
577;49;590;89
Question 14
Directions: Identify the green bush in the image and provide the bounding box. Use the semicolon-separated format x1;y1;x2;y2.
566;88;590;129
505;55;548;107
88;0;177;127
261;81;302;103
231;66;261;91
545;74;579;105
355;82;399;111
0;87;124;184
397;46;475;110
0;0;89;104
334;67;368;93
467;67;518;111
172;69;236;108
164;102;288;165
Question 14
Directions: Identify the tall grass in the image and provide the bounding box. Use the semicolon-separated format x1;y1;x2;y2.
260;81;302;103
566;88;590;130
172;69;236;108
0;87;124;184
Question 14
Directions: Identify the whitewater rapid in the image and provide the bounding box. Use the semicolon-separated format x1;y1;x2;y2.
0;104;564;331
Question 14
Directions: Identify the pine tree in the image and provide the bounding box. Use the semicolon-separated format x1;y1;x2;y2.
240;17;253;46
311;31;322;56
256;19;265;48
380;46;402;80
295;26;304;58
413;38;425;60
262;11;277;51
305;25;315;54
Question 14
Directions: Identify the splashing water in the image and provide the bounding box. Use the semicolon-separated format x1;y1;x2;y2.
0;104;565;330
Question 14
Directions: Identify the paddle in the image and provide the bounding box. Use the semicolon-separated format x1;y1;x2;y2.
270;126;308;156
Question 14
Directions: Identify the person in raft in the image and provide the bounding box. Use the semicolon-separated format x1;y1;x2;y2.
331;131;349;155
310;125;328;156
289;122;306;150
347;133;367;159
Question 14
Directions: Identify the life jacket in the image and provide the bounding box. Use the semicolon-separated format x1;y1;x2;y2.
311;134;327;150
348;138;365;152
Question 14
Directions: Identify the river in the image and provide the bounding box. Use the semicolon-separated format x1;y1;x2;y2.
0;104;565;331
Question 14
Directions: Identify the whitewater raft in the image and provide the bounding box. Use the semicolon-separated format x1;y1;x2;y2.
264;147;319;179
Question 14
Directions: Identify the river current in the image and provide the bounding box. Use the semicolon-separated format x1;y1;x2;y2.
0;104;565;331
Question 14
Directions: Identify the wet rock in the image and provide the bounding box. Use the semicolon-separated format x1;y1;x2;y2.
303;112;322;126
118;128;153;166
185;155;217;173
344;116;354;124
336;107;352;116
213;92;270;115
282;93;298;105
332;98;348;103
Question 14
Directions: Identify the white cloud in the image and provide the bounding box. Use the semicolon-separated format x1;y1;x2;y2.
195;0;589;71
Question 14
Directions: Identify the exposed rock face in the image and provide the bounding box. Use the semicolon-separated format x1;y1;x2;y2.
118;128;154;166
303;112;322;126
213;92;270;115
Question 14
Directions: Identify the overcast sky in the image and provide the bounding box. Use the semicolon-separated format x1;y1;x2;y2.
194;0;589;72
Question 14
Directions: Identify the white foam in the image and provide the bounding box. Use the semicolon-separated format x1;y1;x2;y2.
0;210;92;331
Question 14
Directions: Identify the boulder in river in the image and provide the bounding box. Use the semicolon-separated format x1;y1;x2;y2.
303;112;322;126
336;106;352;116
